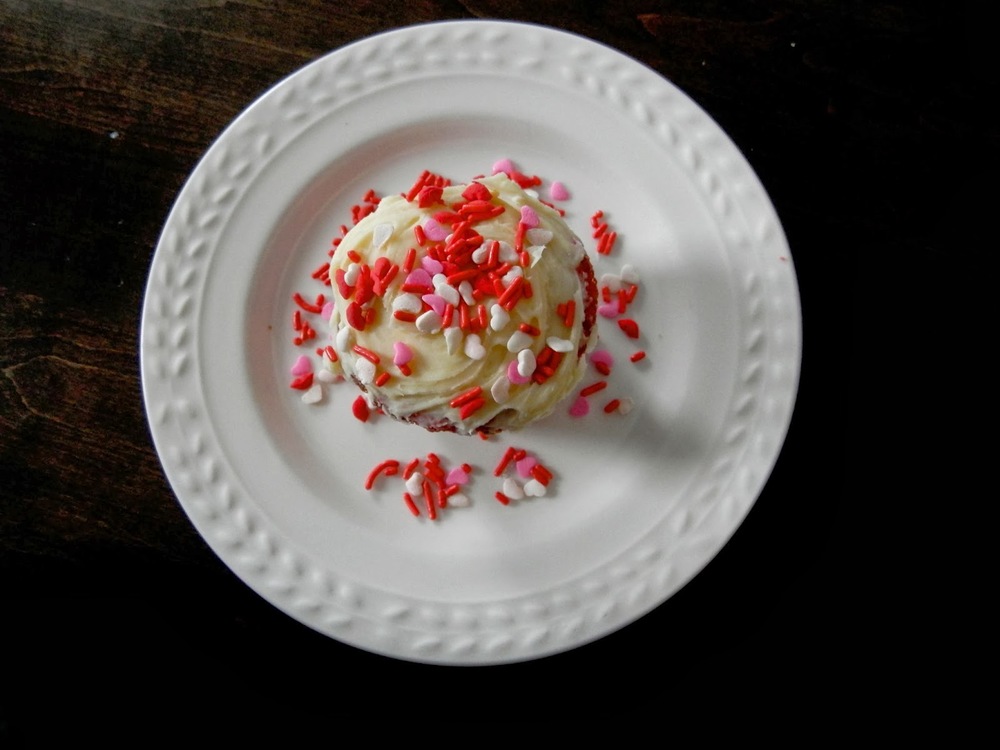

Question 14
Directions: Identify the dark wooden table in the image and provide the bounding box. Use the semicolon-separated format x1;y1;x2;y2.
2;0;991;731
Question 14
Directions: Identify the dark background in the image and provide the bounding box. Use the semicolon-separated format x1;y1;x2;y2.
2;0;991;731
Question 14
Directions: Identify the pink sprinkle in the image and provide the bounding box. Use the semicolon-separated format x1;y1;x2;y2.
519;205;540;228
290;355;312;377
492;158;515;175
549;181;570;201
393;341;413;366
421;256;444;275
404;268;433;288
446;466;470;485
569;395;589;417
507;359;531;385
598;301;620;318
515;455;537;478
423;217;448;241
421;293;447;316
590;349;615;368
321;301;335;320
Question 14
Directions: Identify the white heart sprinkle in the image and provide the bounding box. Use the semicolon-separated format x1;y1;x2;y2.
490;304;510;331
444;326;463;355
405;473;423;496
502;478;524;500
317;368;338;384
525;228;553;246
354;357;376;384
335;325;352;352
448;493;471;508
507;330;532;352
600;273;622;292
620;264;640;285
617;397;635;415
373;222;393;249
497;241;518;263
392;292;423;313
459;280;475;305
471;245;490;264
344;262;361;286
524;479;547;497
490;375;510;404
435;281;460;306
517;348;536;377
464;333;486;360
546;336;574;353
415;310;442;333
301;384;323;404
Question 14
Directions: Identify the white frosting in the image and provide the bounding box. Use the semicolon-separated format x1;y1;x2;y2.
326;173;594;434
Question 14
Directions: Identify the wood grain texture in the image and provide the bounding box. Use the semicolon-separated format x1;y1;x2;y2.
1;0;993;728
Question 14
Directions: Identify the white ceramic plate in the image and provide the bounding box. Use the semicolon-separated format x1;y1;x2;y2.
140;20;800;665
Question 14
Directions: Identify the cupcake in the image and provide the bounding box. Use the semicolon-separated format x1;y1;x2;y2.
325;171;598;435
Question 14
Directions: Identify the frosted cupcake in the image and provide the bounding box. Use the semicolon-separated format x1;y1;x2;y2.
325;171;598;435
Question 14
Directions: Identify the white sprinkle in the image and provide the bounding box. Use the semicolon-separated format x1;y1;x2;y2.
471;244;490;264
502;477;524;500
392;292;423;313
497;241;519;263
373;222;394;249
600;273;622;292
434;280;460;306
546;336;574;353
444;326;463;355
489;304;510;331
525;228;552;246
506;329;533;352
617;397;635;415
415;310;442;333
523;479;547;497
335;325;352;352
405;472;424;496
448;492;471;508
501;265;523;287
301;383;323;404
316;368;338;383
354;357;376;384
620;263;640;285
344;262;361;286
491;375;511;404
459;280;475;306
464;333;486;360
517;348;536;377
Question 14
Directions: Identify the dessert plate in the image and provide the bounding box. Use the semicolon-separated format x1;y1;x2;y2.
140;20;800;665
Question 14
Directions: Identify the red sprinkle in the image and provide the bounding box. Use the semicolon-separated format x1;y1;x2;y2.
494;446;517;476
494;491;511;506
375;371;391;387
365;459;400;490
402;492;420;516
289;373;313;390
580;381;608;397
352;344;380;364
352;395;370;422
618;318;640;339
459;397;486;420
450;385;483;408
630;350;647;362
603;398;621;414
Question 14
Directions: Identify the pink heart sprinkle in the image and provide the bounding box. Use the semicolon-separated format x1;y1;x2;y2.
590;349;615;367
519;205;540;228
598;302;620;318
321;301;335;320
290;355;312;377
492;158;515;175
421;293;447;317
569;395;589;417
549;181;570;201
393;341;413;366
515;455;537;478
507;359;531;385
421;256;444;275
404;268;433;289
446;467;469;485
423;217;448;241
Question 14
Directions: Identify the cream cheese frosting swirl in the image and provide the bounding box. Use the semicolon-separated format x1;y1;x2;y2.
326;172;597;435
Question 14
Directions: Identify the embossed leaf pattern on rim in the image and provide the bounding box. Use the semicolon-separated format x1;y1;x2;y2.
140;20;801;664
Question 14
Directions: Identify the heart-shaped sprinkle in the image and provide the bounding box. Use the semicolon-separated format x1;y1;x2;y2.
392;292;423;313
448;492;471;508
404;268;433;290
491;375;511;403
549;181;570;201
421;256;444;275
321;301;335;321
422;217;448;241
546;336;574;353
464;333;486;360
506;329;532;352
446;466;470;485
515;455;537;478
598;302;620;318
301;384;323;404
392;341;413;366
523;479;547;497
590;349;614;368
507;359;530;385
421;293;447;317
290;355;312;376
519;205;540;228
516;348;536;377
492;158;515;175
373;222;393;248
444;326;463;355
490;304;510;331
569;395;589;417
503;477;524;500
415;310;442;333
354;357;376;384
